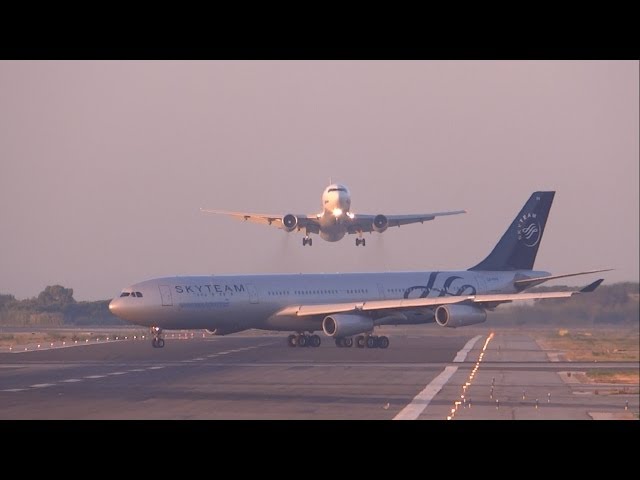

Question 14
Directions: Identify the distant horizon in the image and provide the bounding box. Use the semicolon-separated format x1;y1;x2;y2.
1;61;637;301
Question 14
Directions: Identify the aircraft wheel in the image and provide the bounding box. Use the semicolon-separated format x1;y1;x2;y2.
310;335;321;347
356;335;366;348
287;334;297;347
362;239;366;247
378;336;389;349
343;337;353;348
157;338;165;348
298;335;308;347
366;336;378;348
152;338;158;348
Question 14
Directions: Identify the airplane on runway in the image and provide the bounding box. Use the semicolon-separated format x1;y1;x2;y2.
200;183;466;246
110;191;610;349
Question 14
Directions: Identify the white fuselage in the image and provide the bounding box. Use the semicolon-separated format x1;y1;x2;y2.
318;184;352;241
108;269;548;332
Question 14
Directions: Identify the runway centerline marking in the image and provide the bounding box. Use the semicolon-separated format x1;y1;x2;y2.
0;339;279;393
394;335;482;420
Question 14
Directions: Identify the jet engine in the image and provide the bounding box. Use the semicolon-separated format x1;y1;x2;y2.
322;314;373;337
434;304;487;328
282;214;298;232
372;214;388;233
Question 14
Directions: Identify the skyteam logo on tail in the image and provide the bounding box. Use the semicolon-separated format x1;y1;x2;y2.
517;212;541;247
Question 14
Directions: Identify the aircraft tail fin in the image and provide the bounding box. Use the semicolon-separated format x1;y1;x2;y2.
469;191;555;271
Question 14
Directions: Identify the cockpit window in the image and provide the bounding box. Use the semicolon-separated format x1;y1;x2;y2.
120;291;143;298
328;187;347;192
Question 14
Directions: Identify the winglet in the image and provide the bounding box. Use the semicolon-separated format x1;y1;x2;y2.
579;279;604;293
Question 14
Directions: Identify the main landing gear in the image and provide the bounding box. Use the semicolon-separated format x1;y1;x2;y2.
287;333;390;348
302;236;313;246
335;337;353;347
355;334;389;349
335;335;389;348
151;326;165;348
288;333;321;347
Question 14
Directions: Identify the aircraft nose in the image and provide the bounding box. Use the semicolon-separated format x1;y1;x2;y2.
109;298;122;317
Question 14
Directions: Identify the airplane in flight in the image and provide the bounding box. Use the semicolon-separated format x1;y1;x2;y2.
109;191;610;349
200;183;466;246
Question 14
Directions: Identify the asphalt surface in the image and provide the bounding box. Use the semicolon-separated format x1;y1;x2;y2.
0;329;637;419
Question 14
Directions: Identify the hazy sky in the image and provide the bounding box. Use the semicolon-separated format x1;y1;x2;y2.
1;61;638;301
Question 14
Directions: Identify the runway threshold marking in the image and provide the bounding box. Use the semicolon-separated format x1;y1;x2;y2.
393;335;483;420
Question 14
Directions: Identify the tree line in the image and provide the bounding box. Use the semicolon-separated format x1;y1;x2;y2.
489;282;639;326
0;285;125;326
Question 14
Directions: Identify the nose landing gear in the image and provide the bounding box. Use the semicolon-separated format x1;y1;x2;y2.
151;327;165;348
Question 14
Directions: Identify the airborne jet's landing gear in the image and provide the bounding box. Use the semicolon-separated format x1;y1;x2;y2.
287;333;321;347
151;326;165;348
302;236;313;246
355;237;366;247
356;334;389;349
335;337;353;347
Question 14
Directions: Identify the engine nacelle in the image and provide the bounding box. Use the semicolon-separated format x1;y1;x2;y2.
205;326;246;336
322;314;373;338
282;214;298;232
435;304;487;328
372;214;388;233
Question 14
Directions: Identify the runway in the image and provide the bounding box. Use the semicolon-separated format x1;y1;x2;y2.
0;330;637;419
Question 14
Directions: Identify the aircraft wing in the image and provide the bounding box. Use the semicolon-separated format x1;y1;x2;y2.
513;269;612;289
200;209;320;233
348;210;466;233
273;279;604;318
